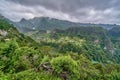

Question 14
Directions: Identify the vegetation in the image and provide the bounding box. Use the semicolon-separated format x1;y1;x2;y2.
1;19;120;80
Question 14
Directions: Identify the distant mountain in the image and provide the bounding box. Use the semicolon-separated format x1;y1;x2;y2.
13;17;120;33
0;14;120;33
14;17;77;33
0;14;4;19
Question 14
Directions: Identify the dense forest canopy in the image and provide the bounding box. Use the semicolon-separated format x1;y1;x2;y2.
1;19;120;80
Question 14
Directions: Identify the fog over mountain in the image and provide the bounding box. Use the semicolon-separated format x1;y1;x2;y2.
0;0;120;24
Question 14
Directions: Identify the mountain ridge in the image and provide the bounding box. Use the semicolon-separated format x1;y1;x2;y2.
0;14;120;33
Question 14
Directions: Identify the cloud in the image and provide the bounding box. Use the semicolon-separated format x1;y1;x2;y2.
0;0;120;24
0;0;79;22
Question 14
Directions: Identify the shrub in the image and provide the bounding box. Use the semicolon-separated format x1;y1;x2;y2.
50;55;80;80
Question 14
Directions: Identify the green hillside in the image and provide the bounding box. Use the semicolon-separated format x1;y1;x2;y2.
1;19;120;80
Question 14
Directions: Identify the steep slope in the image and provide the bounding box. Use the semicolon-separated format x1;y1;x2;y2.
108;27;120;62
13;18;35;33
0;19;40;74
109;27;120;37
0;19;38;47
109;27;120;49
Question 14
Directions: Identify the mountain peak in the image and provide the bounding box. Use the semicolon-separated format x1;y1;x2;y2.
20;18;27;22
0;14;5;19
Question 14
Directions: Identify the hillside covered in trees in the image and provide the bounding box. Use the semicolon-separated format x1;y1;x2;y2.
1;19;120;80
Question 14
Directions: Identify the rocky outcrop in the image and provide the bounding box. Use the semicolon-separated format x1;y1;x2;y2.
0;29;7;36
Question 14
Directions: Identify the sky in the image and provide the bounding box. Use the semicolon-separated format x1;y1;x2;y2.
0;0;120;24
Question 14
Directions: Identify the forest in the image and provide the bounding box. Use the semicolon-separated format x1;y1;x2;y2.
1;19;120;80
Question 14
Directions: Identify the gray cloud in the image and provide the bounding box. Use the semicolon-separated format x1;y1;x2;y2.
0;0;120;24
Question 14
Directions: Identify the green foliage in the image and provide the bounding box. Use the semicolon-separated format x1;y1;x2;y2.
1;19;120;80
51;55;80;80
0;19;13;30
2;70;61;80
109;27;120;37
0;40;18;56
41;56;50;64
78;55;100;80
0;71;9;80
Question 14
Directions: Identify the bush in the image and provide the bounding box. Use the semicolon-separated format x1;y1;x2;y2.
50;55;80;80
0;71;9;80
11;70;61;80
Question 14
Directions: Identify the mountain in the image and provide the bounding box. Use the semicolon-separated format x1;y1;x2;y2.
1;15;119;58
14;17;77;33
0;14;4;19
14;17;120;33
0;14;119;33
13;18;35;33
1;16;120;80
0;19;38;47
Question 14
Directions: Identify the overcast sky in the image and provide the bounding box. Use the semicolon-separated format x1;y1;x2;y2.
0;0;120;24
